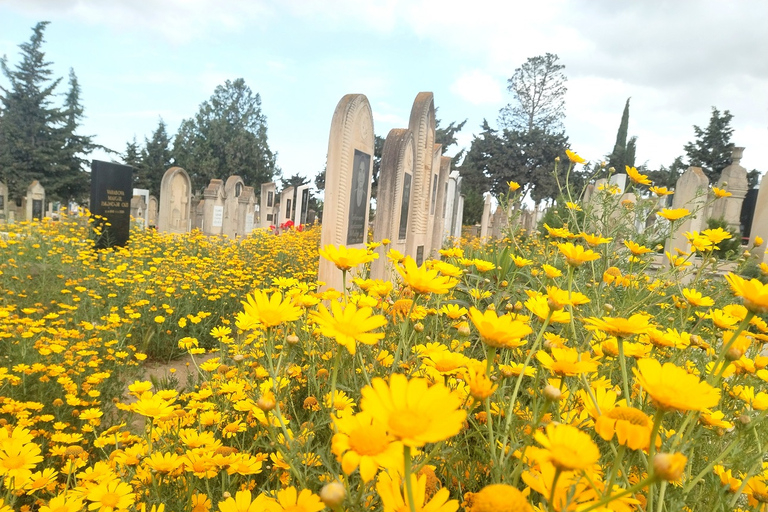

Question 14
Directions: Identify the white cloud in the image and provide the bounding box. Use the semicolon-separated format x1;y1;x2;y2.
451;70;503;106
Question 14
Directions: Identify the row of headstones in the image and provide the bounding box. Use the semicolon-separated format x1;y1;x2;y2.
317;92;466;290
0;181;48;222
480;196;546;239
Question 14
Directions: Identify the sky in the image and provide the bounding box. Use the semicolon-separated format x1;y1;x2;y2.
1;0;766;187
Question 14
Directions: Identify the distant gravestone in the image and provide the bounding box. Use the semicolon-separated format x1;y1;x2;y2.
202;179;226;235
90;161;132;248
742;188;758;239
238;186;257;236
147;195;158;228
454;194;464;239
666;167;709;256
711;147;748;232
25;181;45;222
371;128;415;280
279;186;295;227
319;94;374;291
431;155;451;250
294;184;311;226
0;182;7;222
444;171;461;241
260;182;277;228
222;176;245;238
132;188;150;229
158;167;192;233
480;193;492;238
749;172;768;259
405;92;436;265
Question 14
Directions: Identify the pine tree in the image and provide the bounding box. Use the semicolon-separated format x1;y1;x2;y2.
123;136;146;189
0;22;64;200
606;98;637;173
142;119;173;197
683;107;735;183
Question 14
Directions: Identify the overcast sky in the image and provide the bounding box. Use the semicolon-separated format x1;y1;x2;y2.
1;0;766;186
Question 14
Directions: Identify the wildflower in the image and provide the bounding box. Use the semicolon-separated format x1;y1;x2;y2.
467;307;532;349
657;208;690;221
626;165;651;185
272;487;325;512
440;304;468;320
582;314;652;337
0;438;43;488
85;480;135;512
543;223;573;239
537;347;599;376
534;423;599;471
565;149;586;164
580;232;612;246
360;374;466;447
311;301;387;355
511;255;533;267
319;483;346;508
623;240;652;255
557;243;600;267
40;495;85;512
472;259;496;272
331;411;402;482
650;186;673;196
565;202;582;211
653;453;687;481
542;264;562;278
217;490;275;512
508;181;521;191
633;358;720;412
470;484;532;512
725;273;768;314
239;290;302;328
712;186;732;198
525;293;570;324
377;473;458;512
464;367;498;400
595;406;655;450
396;257;458;295
320;244;378;271
682;288;714;307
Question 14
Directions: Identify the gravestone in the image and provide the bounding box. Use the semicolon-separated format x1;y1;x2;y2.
279;186;295;227
238;186;257;236
0;182;7;222
454;194;464;239
25;181;45;222
222;176;245;238
711;147;748;232
749;172;768;258
428;147;450;254
192;198;205;230
741;188;758;240
294;184;311;226
202;179;226;236
319;93;375;291
132;188;150;229
90;161;133;248
480;193;492;238
260;182;277;228
444;171;461;241
405;92;436;265
609;173;627;194
158;167;192;233
666;167;709;256
371;128;415;280
147;196;158;228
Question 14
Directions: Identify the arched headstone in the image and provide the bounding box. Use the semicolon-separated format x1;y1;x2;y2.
202;179;226;236
666;167;709;256
158;167;192;233
223;176;245;238
711;147;748;232
25;181;45;221
260;182;277;228
371;128;415;280
319;94;375;291
405;92;436;265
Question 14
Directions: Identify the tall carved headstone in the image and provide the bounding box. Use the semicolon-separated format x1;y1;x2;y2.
405;92;436;265
294;184;311;226
202;179;226;236
0;182;7;222
427;146;450;254
260;182;277;228
238;186;257;236
749;172;768;260
666;167;709;255
319;94;375;291
711;147;748;232
454;194;464;239
158;167;192;233
132;188;150;229
25;181;45;222
444;171;461;241
222;176;245;238
147;196;158;228
90;161;133;247
371;128;415;280
480;193;492;238
279;186;295;227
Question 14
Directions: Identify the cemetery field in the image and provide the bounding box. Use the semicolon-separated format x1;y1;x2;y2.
1;182;768;512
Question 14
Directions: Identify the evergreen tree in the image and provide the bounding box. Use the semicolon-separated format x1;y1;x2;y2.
435;115;467;159
607;98;637;172
141;119;173;197
683;107;735;183
0;22;64;200
174;78;277;192
647;156;687;190
123;136;146;189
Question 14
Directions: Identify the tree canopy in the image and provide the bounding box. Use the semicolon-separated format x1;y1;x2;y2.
683;107;735;184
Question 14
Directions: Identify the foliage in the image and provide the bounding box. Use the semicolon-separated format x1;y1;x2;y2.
684;107;735;184
174;78;278;193
134;119;174;197
647;155;687;190
0;22;94;202
435;114;467;161
498;53;567;133
606;98;638;173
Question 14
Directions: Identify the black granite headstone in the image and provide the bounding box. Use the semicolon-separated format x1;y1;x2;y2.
90;160;133;248
32;200;43;220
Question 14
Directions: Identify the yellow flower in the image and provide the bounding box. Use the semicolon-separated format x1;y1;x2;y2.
0;438;43;489
508;181;521;191
649;186;673;196
525;293;570;324
712;186;732;198
511;254;533;267
626;165;651;185
217;490;275;512
534;423;599;471
320;244;378;271
396;257;458;295
565;149;586;164
311;301;387;355
653;453;687;482
657;208;690;221
580;232;612;246
595;406;655;451
682;288;714;307
153;315;165;324
470;484;532;512
536;347;599;376
332;411;402;482
725;273;768;314
472;259;496;272
377;473;458;512
633;358;720;412
40;495;84;512
85;480;135;512
565;202;582;212
623;240;652;255
582;314;652;337
541;264;562;278
557;243;600;267
239;290;302;328
360;374;466;447
272;487;325;512
467;307;532;349
464;366;498;400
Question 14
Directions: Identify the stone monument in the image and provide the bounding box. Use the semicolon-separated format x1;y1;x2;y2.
237;186;257;236
147;196;158;228
319;94;375;291
25;181;45;222
711;147;748;232
405;92;436;265
431;156;451;251
260;182;277;228
90;161;133;248
0;182;7;222
480;193;492;239
294;184;311;226
666;167;709;256
279;186;295;227
222;176;245;238
158;167;192;234
202;179;226;236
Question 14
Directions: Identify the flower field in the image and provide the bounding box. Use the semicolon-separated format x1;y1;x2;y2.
1;164;768;512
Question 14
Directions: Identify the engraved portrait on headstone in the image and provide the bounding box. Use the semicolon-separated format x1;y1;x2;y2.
347;150;371;244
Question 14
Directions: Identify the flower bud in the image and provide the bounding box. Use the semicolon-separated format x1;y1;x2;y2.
543;384;562;401
286;334;300;345
413;322;424;333
755;236;764;247
505;302;515;312
256;396;276;412
320;482;346;508
232;354;244;362
739;414;751;425
653;452;687;481
603;304;614;313
222;492;232;499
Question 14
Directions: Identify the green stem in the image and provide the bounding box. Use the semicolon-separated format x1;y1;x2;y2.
605;444;626;496
617;336;631;406
647;409;665;512
548;467;562;512
329;350;341;411
403;445;417;512
579;475;656;512
682;436;738;493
